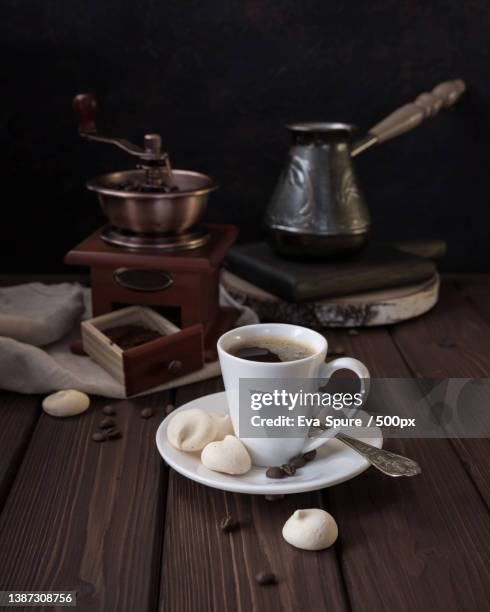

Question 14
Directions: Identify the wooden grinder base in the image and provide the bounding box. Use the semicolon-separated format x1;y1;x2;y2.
65;224;239;362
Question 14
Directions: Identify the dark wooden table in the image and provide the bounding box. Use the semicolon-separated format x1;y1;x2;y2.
0;276;489;611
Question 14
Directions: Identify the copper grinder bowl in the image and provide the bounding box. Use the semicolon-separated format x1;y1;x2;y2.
87;169;217;234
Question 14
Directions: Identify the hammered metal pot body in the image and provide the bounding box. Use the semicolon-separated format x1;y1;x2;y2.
265;124;371;258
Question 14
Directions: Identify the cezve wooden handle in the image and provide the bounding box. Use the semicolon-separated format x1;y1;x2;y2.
351;79;466;156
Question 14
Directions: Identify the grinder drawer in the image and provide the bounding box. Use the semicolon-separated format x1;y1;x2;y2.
81;306;204;396
122;324;203;395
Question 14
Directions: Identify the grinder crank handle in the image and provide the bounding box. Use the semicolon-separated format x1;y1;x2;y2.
73;93;98;134
351;79;466;157
73;93;153;158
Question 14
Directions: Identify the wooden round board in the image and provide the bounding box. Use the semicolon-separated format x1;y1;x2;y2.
221;270;439;327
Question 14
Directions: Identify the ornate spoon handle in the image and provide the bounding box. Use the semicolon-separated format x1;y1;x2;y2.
336;432;422;477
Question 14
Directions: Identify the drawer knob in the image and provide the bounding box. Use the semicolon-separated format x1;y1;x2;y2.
168;360;182;374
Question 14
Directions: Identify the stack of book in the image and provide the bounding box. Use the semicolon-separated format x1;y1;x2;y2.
222;241;441;327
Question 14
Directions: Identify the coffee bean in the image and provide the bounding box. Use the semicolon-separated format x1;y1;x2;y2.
102;405;116;416
265;494;285;502
281;464;296;476
266;466;286;479
219;515;237;532
302;450;317;462
348;328;359;336
92;431;107;443
290;455;307;469
140;408;154;419
99;417;115;429
106;426;122;440
329;345;345;356
255;571;277;586
165;403;175;414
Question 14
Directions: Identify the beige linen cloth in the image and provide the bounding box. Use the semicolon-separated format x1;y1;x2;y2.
0;282;258;398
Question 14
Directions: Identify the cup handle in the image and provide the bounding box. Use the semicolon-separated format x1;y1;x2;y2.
301;357;371;454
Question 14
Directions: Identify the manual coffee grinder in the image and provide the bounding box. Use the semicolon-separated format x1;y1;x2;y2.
65;94;238;367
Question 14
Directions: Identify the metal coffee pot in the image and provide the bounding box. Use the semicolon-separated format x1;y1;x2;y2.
265;79;465;258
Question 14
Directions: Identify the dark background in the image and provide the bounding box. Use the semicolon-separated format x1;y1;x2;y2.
2;0;489;273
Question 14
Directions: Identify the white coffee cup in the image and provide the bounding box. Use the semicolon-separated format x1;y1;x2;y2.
217;323;370;467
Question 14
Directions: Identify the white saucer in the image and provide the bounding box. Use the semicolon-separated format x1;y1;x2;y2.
155;391;383;495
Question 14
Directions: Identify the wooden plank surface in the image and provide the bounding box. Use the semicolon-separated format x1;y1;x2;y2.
0;393;40;511
390;282;490;506
160;321;490;611
391;282;490;377
319;326;490;612
0;393;170;612
160;378;349;612
0;276;489;612
456;276;490;325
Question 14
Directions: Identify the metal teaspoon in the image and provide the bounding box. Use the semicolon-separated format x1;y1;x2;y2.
335;432;422;477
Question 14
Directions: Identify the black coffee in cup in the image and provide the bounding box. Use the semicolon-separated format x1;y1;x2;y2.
228;335;315;363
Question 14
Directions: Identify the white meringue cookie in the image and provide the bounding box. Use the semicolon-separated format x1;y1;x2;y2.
282;509;338;551
167;408;217;452
42;390;90;418
201;435;252;475
210;412;235;440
